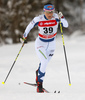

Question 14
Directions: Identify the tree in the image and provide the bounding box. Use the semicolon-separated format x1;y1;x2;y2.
54;0;64;11
80;0;84;30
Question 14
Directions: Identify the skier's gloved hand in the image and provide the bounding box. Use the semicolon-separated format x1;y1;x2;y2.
20;36;27;43
58;12;64;19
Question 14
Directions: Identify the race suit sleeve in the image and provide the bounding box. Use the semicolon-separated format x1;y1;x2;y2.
54;13;68;28
61;17;68;28
23;16;39;38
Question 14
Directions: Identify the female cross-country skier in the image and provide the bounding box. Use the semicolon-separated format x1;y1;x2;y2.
20;3;68;93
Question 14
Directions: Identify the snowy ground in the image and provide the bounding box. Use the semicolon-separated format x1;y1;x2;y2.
0;34;85;100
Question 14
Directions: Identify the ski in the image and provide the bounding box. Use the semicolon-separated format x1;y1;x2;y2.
24;82;37;87
24;82;55;93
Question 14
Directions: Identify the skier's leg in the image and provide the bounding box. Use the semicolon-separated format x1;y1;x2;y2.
35;47;49;92
36;47;49;82
35;37;56;92
35;37;50;82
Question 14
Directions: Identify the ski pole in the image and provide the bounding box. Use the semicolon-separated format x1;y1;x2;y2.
2;43;24;84
59;20;71;86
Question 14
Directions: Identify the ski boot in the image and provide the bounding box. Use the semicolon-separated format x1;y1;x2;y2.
36;70;44;93
37;82;44;93
36;69;38;83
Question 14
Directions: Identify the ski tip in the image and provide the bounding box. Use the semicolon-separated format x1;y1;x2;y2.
54;91;60;93
69;84;71;86
2;82;5;84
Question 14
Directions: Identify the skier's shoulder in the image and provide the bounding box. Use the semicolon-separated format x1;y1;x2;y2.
39;14;45;19
33;16;39;22
33;14;44;22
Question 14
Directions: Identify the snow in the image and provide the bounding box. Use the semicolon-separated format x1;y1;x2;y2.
0;34;85;100
70;30;85;38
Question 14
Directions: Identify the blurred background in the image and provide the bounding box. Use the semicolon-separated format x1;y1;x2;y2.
0;0;85;44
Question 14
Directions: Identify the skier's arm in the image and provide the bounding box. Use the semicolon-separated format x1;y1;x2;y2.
20;17;39;43
23;22;34;38
23;16;39;38
20;21;34;43
61;18;68;28
58;12;68;28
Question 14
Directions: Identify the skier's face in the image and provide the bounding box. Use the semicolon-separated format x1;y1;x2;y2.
44;11;53;20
